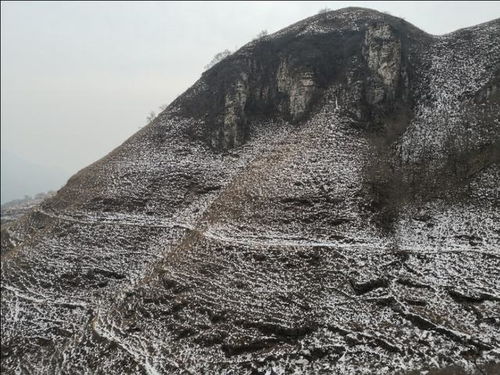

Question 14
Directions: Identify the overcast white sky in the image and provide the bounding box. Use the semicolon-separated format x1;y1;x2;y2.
1;1;500;201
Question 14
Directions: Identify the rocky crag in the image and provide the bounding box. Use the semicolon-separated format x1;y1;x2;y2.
1;8;499;374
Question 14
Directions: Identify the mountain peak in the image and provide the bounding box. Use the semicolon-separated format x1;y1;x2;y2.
174;8;427;150
265;6;425;40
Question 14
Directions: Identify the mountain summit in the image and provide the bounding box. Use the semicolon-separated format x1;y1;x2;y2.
2;8;500;374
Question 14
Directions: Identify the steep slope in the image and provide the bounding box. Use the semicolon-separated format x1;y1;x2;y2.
1;8;499;374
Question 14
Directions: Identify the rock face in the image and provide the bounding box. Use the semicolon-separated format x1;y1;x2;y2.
184;11;417;150
1;7;500;375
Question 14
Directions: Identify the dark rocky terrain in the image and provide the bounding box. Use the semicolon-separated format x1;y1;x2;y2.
1;7;499;374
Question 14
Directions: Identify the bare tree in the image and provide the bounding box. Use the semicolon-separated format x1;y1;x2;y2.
254;30;268;40
318;7;331;14
204;49;232;70
158;104;168;112
146;111;156;124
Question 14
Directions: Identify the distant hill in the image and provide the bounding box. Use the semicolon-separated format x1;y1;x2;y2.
1;192;55;225
1;149;69;203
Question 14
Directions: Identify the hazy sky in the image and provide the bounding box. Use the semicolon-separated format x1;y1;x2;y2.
2;1;499;201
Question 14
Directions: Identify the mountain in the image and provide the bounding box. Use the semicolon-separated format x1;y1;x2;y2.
1;8;499;374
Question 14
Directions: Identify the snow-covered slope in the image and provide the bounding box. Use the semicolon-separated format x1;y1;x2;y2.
1;7;499;374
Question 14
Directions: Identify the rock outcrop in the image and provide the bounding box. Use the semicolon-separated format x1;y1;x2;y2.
1;7;499;375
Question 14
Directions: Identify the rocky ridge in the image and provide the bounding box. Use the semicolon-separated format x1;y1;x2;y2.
1;8;500;375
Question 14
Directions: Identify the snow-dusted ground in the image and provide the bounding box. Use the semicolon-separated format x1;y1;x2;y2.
1;7;499;375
